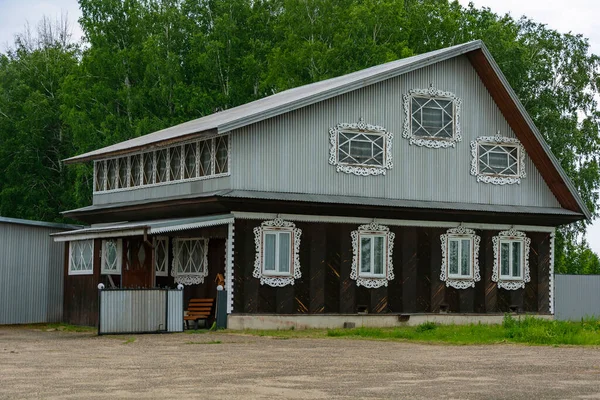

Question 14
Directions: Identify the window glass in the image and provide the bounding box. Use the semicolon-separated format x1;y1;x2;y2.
373;236;384;275
278;232;291;273
338;132;385;167
215;136;228;174
411;97;453;138
199;140;212;176
107;159;117;190
143;152;154;185
184;143;197;179
173;239;206;276
264;233;276;271
102;239;121;274
154;237;168;277
69;240;94;274
170;146;182;181
500;242;510;276
130;154;141;187
360;237;371;273
479;144;519;176
156;149;167;183
449;239;459;275
117;158;127;188
512;241;522;278
95;161;105;191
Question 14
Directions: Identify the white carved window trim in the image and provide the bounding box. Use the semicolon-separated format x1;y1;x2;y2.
492;228;531;290
470;135;526;185
402;84;462;148
154;236;169;277
328;118;393;176
440;226;481;289
101;239;122;275
69;240;94;275
171;238;209;285
93;134;231;194
253;218;302;287
350;223;395;288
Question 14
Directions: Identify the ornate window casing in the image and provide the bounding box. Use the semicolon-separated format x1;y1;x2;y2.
171;238;209;285
470;135;526;185
328;118;393;176
93;135;231;193
253;219;302;287
154;237;169;277
440;226;480;289
492;228;531;290
402;84;462;148
350;223;395;288
101;239;122;275
69;240;94;275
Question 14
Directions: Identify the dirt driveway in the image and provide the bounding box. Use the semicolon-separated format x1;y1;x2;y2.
1;326;600;399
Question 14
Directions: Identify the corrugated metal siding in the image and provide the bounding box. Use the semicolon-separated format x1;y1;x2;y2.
231;55;561;209
98;289;183;334
93;176;231;205
167;290;184;332
555;275;600;320
0;222;66;325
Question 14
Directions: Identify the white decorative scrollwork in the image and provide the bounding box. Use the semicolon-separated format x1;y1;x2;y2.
492;228;531;290
171;238;209;285
439;226;481;289
549;230;555;314
470;135;526;185
350;222;395;288
328;118;393;176
402;84;462;148
253;218;302;287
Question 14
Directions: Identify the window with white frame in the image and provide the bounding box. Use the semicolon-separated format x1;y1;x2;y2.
69;240;94;275
402;84;461;148
154;237;169;277
171;238;208;285
492;228;531;290
93;135;230;193
470;135;526;185
253;219;302;287
328;118;393;176
440;226;481;289
350;223;395;288
101;239;122;275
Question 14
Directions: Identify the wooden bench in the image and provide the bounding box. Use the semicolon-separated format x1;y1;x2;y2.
184;298;215;329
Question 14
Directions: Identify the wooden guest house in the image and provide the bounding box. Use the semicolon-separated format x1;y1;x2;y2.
53;40;588;329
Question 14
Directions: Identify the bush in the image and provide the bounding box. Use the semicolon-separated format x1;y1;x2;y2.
415;321;437;333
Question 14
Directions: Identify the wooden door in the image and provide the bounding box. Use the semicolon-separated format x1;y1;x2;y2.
122;238;153;288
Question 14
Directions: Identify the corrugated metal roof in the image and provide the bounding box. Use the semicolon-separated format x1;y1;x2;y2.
0;216;81;230
62;190;581;217
64;41;483;163
52;214;233;241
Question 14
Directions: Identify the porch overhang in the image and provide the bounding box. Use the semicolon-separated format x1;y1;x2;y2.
51;214;234;242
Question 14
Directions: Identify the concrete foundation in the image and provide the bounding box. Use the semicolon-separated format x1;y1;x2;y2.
227;313;553;330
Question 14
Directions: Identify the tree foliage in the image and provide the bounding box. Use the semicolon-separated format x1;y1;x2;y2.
1;0;599;272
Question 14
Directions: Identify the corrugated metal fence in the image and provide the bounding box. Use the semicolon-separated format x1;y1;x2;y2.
555;275;600;320
0;218;76;325
98;289;184;334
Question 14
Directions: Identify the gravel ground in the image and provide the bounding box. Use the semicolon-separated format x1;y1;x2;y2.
1;326;600;399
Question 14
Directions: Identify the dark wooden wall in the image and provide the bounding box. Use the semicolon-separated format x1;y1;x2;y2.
233;220;552;315
63;240;101;326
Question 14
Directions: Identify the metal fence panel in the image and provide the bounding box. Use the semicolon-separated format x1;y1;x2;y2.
99;289;182;334
167;290;184;332
555;275;600;320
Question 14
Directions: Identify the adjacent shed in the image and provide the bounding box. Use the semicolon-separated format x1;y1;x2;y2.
0;217;80;325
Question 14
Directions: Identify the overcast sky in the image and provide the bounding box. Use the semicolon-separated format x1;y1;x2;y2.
1;0;600;251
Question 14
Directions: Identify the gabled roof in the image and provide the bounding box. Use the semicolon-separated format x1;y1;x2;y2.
64;40;590;219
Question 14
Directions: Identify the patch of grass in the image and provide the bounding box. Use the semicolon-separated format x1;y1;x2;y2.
235;315;600;346
123;337;136;344
184;329;209;334
185;340;222;345
26;323;96;333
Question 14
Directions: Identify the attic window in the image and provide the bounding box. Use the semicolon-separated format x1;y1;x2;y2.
403;84;462;148
93;135;230;193
328;118;393;176
470;135;526;185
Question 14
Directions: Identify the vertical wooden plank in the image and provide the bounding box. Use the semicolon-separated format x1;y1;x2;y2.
402;227;418;313
524;233;540;312
430;228;445;313
276;286;294;314
260;285;277;313
482;231;497;313
339;224;355;313
537;233;550;313
324;224;341;313
309;223;326;313
371;287;388;313
237;220;258;313
416;228;431;312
